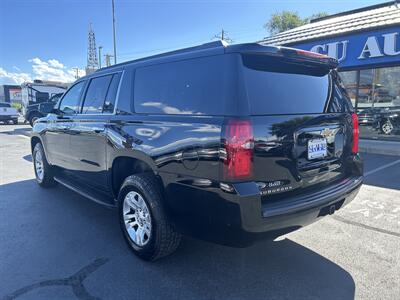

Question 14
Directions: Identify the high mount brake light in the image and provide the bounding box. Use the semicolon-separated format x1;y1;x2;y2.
223;120;253;180
295;49;329;59
351;113;359;154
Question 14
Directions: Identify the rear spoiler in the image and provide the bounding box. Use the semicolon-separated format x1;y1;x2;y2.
226;43;339;69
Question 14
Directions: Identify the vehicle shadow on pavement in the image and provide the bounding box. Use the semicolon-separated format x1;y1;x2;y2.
0;127;31;137
155;237;355;300
0;179;355;300
22;154;32;162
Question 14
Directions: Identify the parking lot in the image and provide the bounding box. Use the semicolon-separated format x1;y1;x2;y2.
0;124;399;300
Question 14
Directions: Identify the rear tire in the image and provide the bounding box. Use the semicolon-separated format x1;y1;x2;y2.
33;143;57;188
29;113;41;127
118;173;181;261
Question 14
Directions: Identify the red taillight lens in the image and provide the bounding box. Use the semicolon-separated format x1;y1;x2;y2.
351;113;359;154
223;119;253;180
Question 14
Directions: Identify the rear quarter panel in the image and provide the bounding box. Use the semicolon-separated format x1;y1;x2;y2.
106;115;223;180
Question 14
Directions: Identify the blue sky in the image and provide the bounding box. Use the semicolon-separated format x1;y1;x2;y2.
0;0;387;84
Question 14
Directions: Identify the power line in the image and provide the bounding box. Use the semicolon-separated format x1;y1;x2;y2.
115;30;265;63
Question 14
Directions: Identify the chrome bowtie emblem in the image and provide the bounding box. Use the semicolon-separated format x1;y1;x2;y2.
321;128;335;138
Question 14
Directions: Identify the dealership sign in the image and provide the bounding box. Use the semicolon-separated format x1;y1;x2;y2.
9;89;22;101
291;26;400;69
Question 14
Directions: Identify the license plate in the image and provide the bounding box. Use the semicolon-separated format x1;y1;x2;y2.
308;138;327;160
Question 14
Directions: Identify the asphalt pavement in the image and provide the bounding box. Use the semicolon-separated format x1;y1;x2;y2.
0;125;399;300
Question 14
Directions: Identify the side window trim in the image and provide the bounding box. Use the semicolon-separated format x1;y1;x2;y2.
130;69;136;114
112;70;125;114
78;71;123;115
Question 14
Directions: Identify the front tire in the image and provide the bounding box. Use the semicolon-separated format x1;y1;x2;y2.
118;173;181;261
33;143;57;187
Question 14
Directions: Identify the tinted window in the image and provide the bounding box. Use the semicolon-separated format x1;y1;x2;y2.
59;81;85;115
0;103;11;107
242;54;330;115
134;55;232;115
82;75;113;114
36;92;49;103
103;73;121;113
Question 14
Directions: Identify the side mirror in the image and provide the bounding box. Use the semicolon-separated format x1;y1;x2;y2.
51;108;63;115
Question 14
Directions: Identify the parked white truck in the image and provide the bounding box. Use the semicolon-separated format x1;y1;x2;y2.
0;102;19;124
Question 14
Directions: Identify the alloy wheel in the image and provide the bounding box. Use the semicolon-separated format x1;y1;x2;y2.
382;121;393;135
123;191;152;247
34;149;44;181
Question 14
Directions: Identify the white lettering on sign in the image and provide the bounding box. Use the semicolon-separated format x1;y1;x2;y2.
309;31;400;62
382;32;400;56
311;41;348;62
358;36;384;59
310;44;326;54
328;40;348;62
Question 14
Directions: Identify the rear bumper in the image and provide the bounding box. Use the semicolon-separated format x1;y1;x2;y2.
165;173;362;247
244;176;362;233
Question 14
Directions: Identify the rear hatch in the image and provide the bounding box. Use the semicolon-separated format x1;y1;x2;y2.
237;47;357;201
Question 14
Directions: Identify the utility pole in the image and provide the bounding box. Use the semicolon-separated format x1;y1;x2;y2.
212;28;233;43
104;54;114;67
72;68;79;79
112;0;117;64
98;46;103;68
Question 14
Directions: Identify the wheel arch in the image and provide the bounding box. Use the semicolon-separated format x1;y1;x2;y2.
30;135;51;163
26;110;40;120
30;136;42;153
110;155;161;198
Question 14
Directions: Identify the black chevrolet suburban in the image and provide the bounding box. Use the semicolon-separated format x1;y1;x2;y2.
31;41;363;261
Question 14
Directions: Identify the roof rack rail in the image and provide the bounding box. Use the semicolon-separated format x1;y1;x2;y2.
96;40;228;72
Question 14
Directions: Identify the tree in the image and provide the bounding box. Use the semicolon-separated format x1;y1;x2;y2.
304;12;329;24
265;11;328;35
265;11;304;35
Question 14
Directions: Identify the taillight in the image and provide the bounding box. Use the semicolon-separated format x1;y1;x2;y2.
351;113;359;154
223;119;253;180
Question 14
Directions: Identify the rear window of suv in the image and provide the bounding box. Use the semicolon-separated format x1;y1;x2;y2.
133;55;236;115
242;55;331;115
